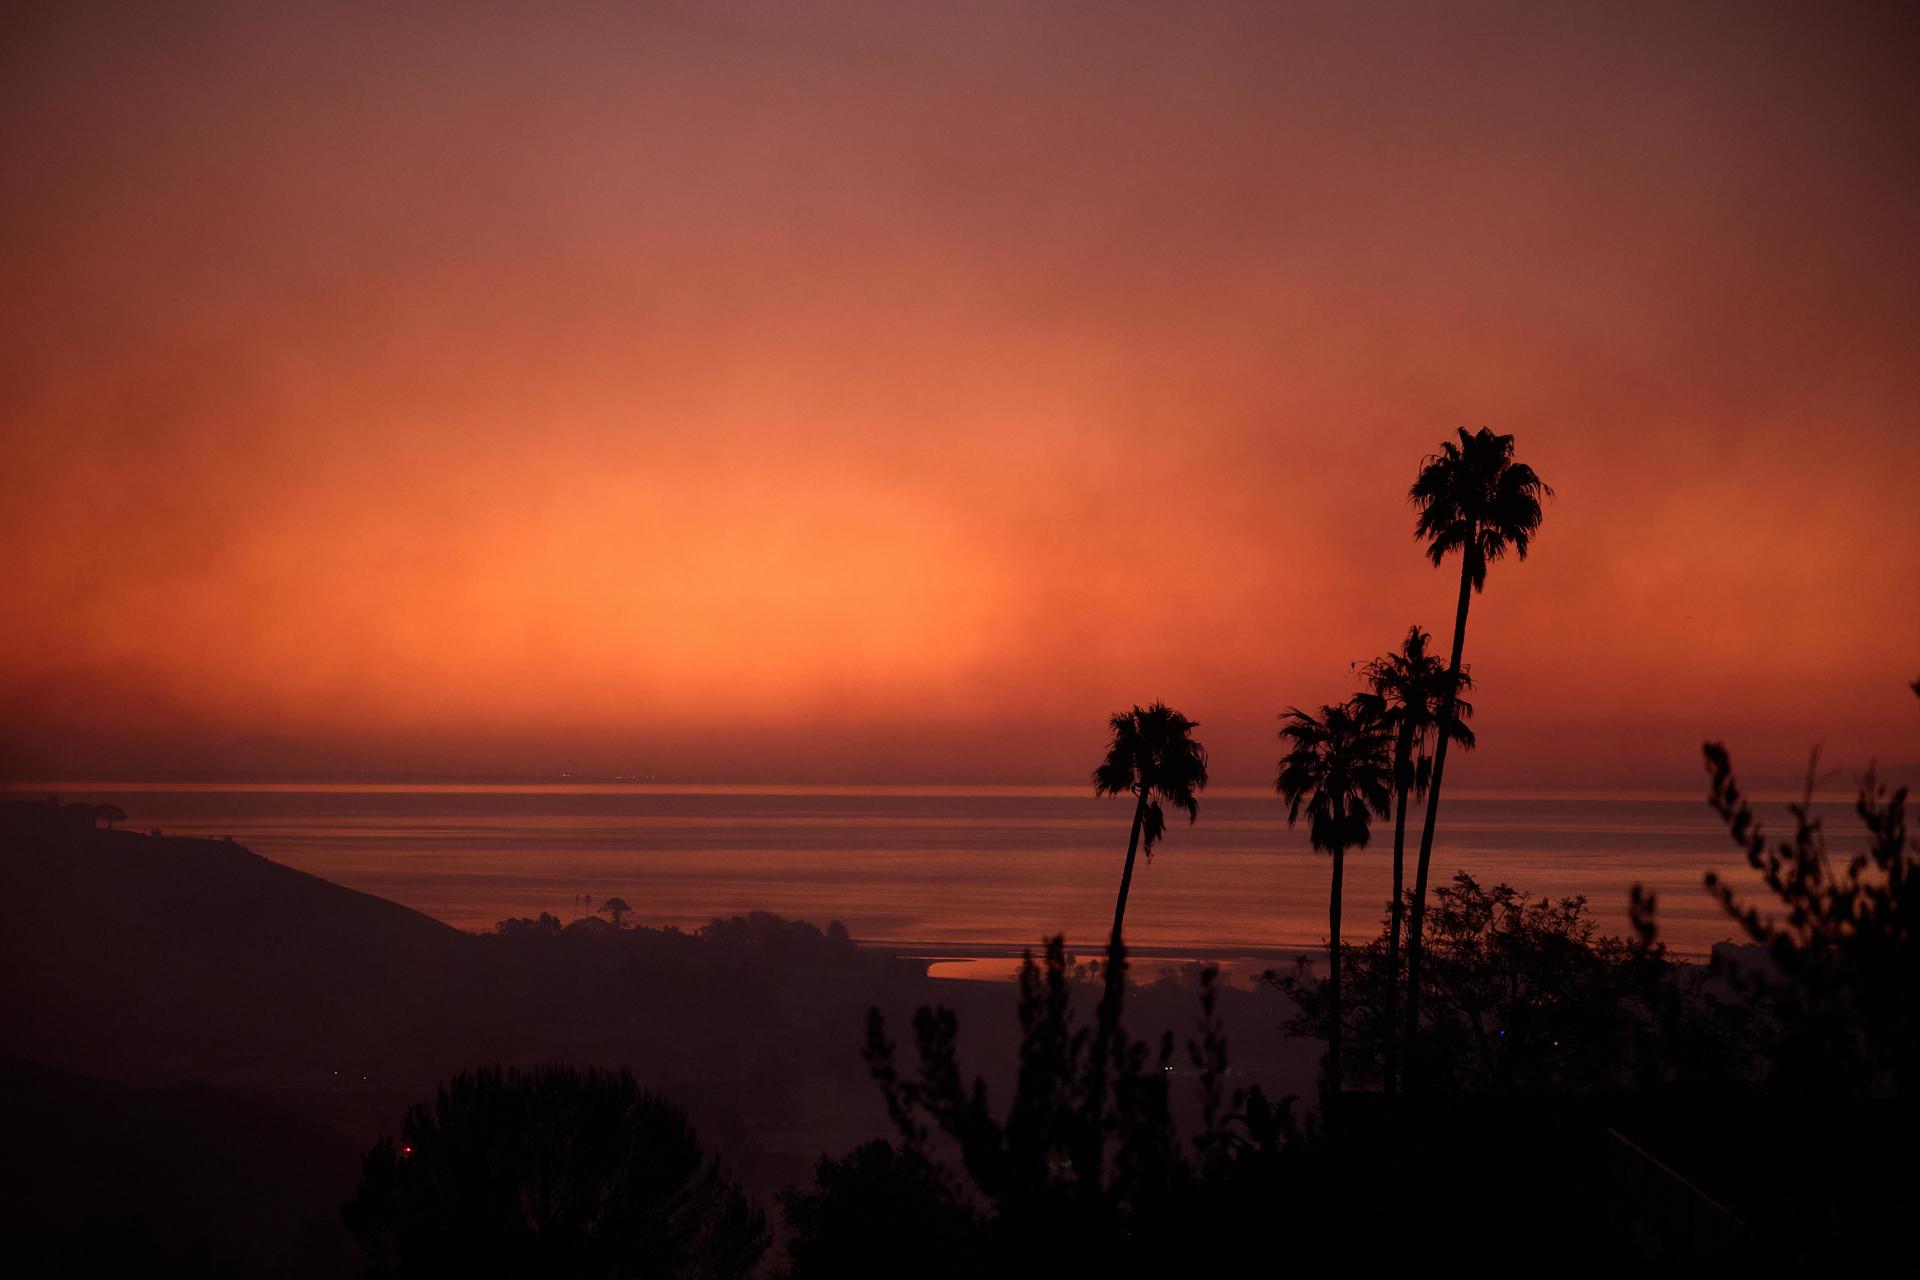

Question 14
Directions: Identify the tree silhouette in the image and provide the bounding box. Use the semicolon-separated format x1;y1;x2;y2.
1092;703;1208;960
342;1064;767;1278
780;1139;983;1279
1268;872;1753;1094
1276;699;1393;1096
1404;427;1550;1085
599;896;633;929
788;937;1303;1275
1700;679;1919;1094
98;803;127;829
1359;625;1474;1091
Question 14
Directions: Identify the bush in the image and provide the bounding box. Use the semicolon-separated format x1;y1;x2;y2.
781;939;1310;1277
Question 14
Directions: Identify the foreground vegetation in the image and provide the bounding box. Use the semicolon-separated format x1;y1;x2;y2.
338;692;1910;1274
47;655;1877;1275
772;681;1916;1272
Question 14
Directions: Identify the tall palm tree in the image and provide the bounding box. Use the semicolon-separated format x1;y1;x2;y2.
1277;699;1393;1096
1403;427;1550;1085
1093;702;1209;960
1360;625;1475;1092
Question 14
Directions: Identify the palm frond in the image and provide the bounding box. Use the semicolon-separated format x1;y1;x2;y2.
1409;426;1552;590
1275;701;1395;857
1094;700;1208;848
1141;799;1167;856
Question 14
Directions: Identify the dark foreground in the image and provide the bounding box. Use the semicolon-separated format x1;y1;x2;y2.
2;804;1913;1275
0;806;1310;1273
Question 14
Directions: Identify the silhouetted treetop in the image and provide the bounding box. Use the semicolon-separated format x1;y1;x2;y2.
1361;625;1475;789
344;1063;767;1279
1276;701;1394;854
1700;680;1918;1094
1410;426;1553;589
1092;701;1208;856
1270;873;1755;1094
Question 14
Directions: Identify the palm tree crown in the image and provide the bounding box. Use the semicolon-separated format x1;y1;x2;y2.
1092;701;1208;857
1362;625;1476;792
1411;426;1553;590
1275;701;1394;853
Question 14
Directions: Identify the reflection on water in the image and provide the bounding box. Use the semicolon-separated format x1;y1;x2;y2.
6;784;1802;962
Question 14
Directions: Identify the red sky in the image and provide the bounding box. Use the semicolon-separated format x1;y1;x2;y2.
3;1;1916;788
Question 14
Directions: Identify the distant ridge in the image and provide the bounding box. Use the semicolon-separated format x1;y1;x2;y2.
0;801;476;1084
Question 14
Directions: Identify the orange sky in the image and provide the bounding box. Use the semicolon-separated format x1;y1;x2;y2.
3;1;1916;787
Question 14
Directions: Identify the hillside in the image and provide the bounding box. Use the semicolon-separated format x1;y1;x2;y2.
0;801;1312;1263
0;803;479;1088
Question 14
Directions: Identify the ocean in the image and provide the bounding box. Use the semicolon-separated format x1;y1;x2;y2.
6;783;1801;974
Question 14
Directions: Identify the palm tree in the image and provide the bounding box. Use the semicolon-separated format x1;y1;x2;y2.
1277;699;1393;1096
1092;702;1209;961
1360;625;1475;1092
1403;427;1550;1086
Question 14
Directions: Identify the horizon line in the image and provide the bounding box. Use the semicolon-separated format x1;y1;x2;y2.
0;777;1868;805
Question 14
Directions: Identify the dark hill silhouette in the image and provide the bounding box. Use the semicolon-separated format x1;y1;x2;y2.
0;803;1314;1266
0;1056;361;1277
0;806;478;1086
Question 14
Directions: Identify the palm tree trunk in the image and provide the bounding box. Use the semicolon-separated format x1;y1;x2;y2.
1405;552;1474;1090
1383;723;1412;1093
1080;788;1149;1186
1108;790;1148;977
1327;842;1345;1097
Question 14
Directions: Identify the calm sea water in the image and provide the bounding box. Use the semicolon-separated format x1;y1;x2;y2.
8;783;1799;967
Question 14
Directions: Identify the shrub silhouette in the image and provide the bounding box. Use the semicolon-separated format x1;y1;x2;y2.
780;1141;984;1280
1700;678;1919;1095
1269;873;1755;1093
782;939;1308;1276
343;1064;766;1278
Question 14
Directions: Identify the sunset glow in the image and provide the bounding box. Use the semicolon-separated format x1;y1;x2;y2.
4;1;1915;786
